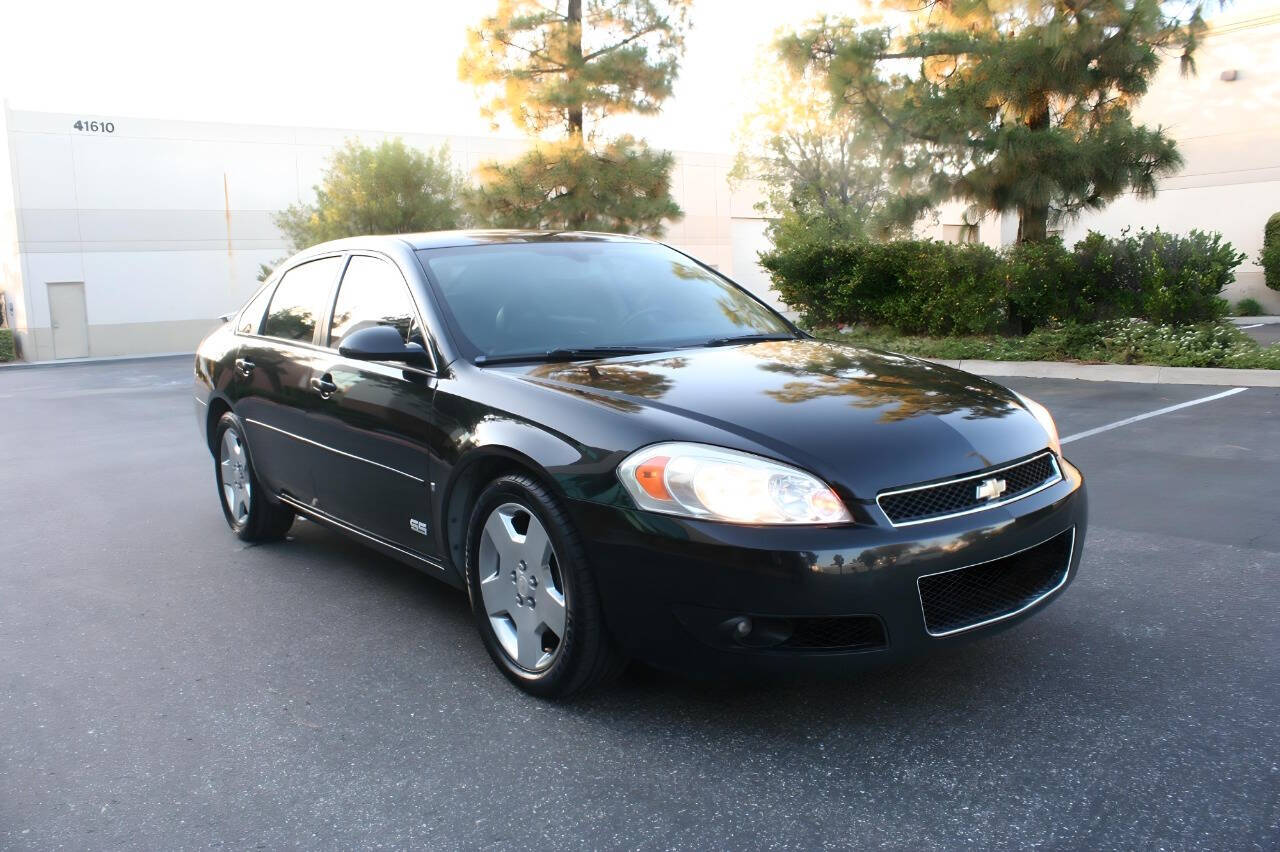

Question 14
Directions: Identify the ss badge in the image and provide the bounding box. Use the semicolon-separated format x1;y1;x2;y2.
409;518;429;536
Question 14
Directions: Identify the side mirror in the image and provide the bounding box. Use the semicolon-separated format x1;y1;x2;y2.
338;325;431;367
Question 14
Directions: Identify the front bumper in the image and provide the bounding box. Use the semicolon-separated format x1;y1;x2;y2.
568;457;1087;676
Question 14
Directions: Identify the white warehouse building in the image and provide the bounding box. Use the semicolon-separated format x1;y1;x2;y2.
1;9;1276;362
0;107;776;362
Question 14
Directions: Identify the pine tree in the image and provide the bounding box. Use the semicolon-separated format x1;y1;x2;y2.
459;0;690;234
783;0;1208;242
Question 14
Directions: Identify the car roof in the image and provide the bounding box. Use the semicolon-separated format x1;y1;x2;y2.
307;230;654;253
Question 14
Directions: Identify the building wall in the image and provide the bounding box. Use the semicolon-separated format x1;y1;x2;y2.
15;13;1264;361
3;107;773;360
0;106;24;342
924;10;1280;313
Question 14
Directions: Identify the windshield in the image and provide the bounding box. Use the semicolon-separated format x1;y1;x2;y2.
417;241;793;360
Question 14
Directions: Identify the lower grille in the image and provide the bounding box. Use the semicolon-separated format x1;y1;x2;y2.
780;616;887;651
917;528;1075;636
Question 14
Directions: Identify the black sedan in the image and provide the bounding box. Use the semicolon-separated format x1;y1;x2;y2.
194;231;1086;697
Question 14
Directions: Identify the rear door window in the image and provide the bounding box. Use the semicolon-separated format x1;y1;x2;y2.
262;257;342;344
328;255;423;349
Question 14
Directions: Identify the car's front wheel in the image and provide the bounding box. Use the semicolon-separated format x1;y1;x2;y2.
213;412;294;542
465;473;624;698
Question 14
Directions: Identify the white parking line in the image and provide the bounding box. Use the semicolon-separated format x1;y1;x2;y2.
1239;323;1264;329
1060;387;1249;445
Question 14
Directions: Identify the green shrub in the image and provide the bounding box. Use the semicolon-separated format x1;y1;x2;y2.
758;233;861;329
0;329;13;362
880;240;1005;335
760;235;1006;335
818;319;1280;370
1236;297;1264;316
762;227;1244;333
1263;212;1280;292
1073;229;1238;324
1004;237;1081;330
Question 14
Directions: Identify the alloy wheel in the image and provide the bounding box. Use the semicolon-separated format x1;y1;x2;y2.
219;428;251;525
477;502;567;671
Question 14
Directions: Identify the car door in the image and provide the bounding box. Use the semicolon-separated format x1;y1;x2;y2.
307;253;441;558
233;255;344;506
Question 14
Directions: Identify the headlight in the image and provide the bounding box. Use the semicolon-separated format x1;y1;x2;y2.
1014;392;1062;456
617;442;852;525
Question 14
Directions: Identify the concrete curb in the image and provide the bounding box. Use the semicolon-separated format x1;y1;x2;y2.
926;358;1280;387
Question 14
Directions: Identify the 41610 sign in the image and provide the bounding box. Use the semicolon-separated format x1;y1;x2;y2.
73;120;115;134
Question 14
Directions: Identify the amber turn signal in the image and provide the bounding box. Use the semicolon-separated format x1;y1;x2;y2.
634;455;672;500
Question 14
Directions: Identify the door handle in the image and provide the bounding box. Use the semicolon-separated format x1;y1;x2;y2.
234;357;255;377
311;374;337;399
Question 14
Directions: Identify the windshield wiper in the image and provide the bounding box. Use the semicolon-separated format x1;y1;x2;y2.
699;333;797;347
474;346;664;366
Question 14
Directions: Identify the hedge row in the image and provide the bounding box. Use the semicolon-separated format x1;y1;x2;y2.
0;329;13;362
760;229;1246;335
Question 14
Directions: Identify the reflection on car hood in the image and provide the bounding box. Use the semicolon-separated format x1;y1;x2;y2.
508;339;1051;496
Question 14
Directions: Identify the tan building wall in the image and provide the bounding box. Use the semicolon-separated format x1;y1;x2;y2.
0;107;772;361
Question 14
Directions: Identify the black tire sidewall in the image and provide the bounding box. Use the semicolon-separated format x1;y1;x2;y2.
212;412;288;541
214;414;251;534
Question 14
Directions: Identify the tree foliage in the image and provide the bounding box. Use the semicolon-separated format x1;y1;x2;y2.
460;0;689;138
467;136;679;233
731;33;909;242
275;138;466;252
1262;211;1280;292
783;0;1209;243
460;0;689;233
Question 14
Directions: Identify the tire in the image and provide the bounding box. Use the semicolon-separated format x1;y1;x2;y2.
213;412;294;543
465;473;625;698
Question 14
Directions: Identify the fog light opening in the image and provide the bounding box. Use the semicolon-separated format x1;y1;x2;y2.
720;615;793;648
720;615;752;641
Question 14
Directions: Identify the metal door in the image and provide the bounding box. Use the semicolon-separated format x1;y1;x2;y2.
47;282;89;359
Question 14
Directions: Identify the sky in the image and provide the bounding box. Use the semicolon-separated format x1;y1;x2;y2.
1;0;1274;154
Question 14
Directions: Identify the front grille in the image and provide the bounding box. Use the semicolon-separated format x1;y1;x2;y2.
917;528;1075;636
780;616;887;651
878;453;1060;526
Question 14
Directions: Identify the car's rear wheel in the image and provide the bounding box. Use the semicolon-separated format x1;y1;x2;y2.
465;473;624;698
213;412;294;542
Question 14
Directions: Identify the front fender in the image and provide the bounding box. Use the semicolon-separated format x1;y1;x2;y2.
437;416;630;582
469;416;584;474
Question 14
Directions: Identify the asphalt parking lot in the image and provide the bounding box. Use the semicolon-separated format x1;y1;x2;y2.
1238;319;1280;348
2;356;1277;850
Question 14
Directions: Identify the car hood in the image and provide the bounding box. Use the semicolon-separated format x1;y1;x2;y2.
504;339;1052;498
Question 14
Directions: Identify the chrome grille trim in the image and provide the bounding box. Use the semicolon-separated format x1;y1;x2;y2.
876;452;1063;527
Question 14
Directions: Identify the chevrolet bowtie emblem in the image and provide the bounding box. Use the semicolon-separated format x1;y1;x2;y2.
975;477;1008;502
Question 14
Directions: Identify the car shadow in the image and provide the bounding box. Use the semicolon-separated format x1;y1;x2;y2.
271;516;474;623
274;513;1107;738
